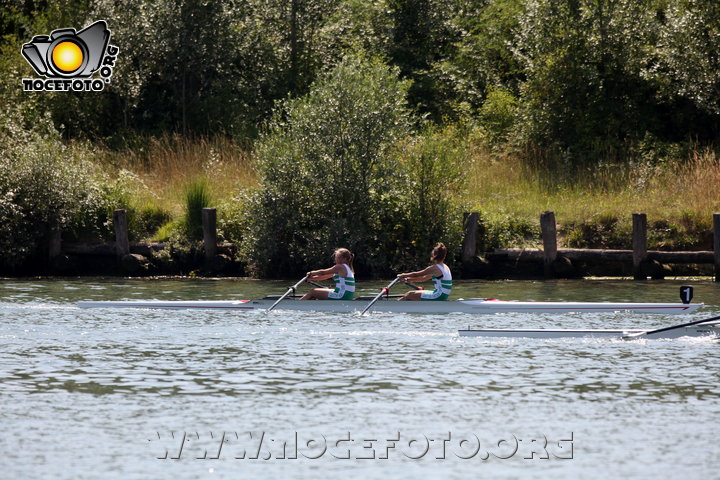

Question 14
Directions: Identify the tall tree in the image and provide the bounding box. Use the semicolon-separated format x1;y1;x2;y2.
513;0;660;162
388;0;462;119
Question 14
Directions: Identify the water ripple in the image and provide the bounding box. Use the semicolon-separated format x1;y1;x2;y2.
1;278;720;479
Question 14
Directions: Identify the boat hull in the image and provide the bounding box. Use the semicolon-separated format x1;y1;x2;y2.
75;298;703;314
458;323;720;339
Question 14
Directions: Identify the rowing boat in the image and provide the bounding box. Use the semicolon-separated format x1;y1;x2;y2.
76;297;703;314
458;321;720;339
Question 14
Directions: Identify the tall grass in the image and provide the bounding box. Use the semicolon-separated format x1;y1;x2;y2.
670;148;720;218
461;142;720;227
89;133;719;250
184;178;212;241
102;134;257;214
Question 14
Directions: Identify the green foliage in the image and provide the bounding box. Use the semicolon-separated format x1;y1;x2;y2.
183;178;212;241
3;0;718;160
387;0;464;119
655;1;720;116
564;215;630;249
318;0;394;62
244;54;412;277
244;54;468;277
476;213;539;251
391;126;467;266
564;213;711;251
129;204;173;241
438;0;524;112
478;86;519;144
94;169;173;241
90;0;253;136
647;220;694;251
216;196;251;245
1;0;719;275
513;0;653;160
0;109;120;269
150;220;179;243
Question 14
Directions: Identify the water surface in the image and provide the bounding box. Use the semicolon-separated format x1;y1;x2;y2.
1;278;719;479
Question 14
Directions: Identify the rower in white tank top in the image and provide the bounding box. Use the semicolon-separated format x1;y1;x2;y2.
396;243;452;301
328;263;355;300
301;248;356;300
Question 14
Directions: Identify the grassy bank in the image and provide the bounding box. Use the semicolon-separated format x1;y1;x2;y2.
95;134;719;251
2;130;718;275
461;141;719;249
100;135;257;216
463;144;720;222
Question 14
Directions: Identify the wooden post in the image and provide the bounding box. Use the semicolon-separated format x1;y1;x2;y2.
48;215;62;260
714;213;720;282
113;209;130;258
202;208;218;262
632;213;647;280
540;211;557;277
461;212;479;262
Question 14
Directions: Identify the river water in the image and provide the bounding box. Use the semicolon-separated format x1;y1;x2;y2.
1;278;719;479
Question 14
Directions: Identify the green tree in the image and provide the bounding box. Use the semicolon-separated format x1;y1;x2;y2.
513;0;659;163
316;0;394;67
393;126;466;263
657;0;720;114
649;0;720;140
436;0;524;113
0;107;119;269
387;0;463;119
243;54;412;277
91;0;251;136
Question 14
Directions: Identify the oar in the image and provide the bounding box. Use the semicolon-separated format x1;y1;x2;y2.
308;280;327;289
623;314;720;340
267;275;309;312
360;277;401;315
402;279;423;290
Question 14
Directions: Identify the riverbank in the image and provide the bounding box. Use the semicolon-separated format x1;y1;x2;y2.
9;241;716;280
95;135;720;252
2;133;719;277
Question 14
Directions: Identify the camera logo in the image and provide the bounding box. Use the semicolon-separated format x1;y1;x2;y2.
21;20;119;92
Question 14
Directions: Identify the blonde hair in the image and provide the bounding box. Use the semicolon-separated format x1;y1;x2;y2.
334;248;354;272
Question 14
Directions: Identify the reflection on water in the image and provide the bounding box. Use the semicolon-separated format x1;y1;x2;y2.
1;278;719;479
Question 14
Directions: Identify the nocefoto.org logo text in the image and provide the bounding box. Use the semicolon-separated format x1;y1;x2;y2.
21;20;119;92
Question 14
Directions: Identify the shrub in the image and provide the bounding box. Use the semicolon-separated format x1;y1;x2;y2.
476;212;538;251
151;219;181;243
0;115;121;268
217;196;251;244
478;86;518;144
390;126;468;270
242;53;414;277
564;215;631;249
130;204;173;241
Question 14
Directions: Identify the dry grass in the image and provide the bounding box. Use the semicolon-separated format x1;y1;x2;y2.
92;134;719;236
103;135;258;214
669;148;720;218
461;143;720;227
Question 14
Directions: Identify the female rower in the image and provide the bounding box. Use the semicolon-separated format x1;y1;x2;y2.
301;248;356;300
397;243;452;301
